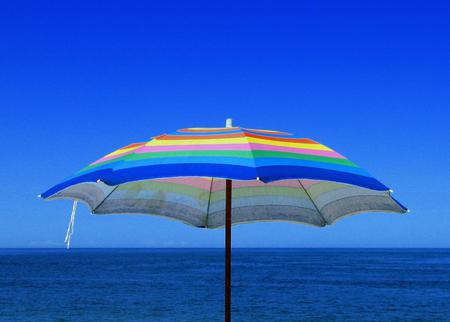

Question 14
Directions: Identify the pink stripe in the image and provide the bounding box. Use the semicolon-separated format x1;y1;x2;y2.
91;143;148;165
150;177;297;190
148;177;317;191
91;149;137;165
300;179;323;188
153;177;212;190
138;144;248;153
210;179;305;191
92;142;345;166
137;143;345;159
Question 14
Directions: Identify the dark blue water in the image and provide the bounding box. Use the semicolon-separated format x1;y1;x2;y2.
0;249;449;321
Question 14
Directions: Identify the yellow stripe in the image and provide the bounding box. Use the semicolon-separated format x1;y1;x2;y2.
247;137;333;150
105;146;142;157
146;137;332;151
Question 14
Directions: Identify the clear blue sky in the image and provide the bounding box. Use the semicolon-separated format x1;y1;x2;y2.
0;0;448;248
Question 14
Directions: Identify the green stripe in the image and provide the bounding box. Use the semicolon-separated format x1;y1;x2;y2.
253;150;356;166
115;181;210;201
306;181;353;198
82;149;357;172
114;181;307;202
210;186;305;202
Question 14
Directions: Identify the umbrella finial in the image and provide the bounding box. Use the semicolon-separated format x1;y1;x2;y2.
226;118;233;128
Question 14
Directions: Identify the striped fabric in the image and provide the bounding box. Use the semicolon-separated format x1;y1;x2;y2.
41;126;407;228
41;127;392;198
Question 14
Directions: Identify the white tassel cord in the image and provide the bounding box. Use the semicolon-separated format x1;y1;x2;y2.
65;200;78;249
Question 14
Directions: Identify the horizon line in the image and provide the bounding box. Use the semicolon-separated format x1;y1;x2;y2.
0;247;449;250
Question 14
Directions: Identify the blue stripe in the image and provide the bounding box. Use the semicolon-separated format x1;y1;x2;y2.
256;166;388;191
390;196;408;212
41;169;114;199
111;157;255;168
105;157;367;177
254;158;367;176
41;163;389;198
102;164;258;186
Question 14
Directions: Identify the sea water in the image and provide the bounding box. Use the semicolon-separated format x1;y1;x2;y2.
0;248;449;321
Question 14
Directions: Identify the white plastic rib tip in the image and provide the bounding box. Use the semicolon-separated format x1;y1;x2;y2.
256;177;260;181
389;189;394;193
226;118;233;128
37;194;42;198
406;209;411;213
96;179;102;183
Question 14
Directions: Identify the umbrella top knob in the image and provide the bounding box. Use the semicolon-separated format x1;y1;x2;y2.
226;118;233;128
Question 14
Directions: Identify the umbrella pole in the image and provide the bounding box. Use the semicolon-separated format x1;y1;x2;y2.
225;179;232;322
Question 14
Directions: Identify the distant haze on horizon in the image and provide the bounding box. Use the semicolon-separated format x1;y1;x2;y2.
0;0;448;248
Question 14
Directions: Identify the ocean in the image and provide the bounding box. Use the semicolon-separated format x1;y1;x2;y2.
0;248;449;321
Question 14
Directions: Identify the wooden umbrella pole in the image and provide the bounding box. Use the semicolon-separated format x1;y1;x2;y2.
225;179;232;322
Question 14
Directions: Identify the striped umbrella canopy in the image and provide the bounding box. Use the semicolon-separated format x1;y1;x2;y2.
40;119;407;321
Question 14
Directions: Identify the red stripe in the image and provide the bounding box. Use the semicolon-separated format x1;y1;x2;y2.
159;133;245;140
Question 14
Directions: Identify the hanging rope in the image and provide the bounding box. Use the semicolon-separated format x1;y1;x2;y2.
65;200;78;249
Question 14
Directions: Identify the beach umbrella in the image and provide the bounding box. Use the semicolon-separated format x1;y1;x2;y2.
40;119;407;321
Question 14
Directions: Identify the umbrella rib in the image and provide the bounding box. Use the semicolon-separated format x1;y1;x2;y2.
92;184;120;213
297;180;328;226
204;177;214;228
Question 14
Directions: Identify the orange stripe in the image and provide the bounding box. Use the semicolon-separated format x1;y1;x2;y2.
117;142;146;150
160;132;318;144
159;133;245;140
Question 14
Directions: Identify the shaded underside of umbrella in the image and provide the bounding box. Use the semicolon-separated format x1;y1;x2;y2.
45;177;405;228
